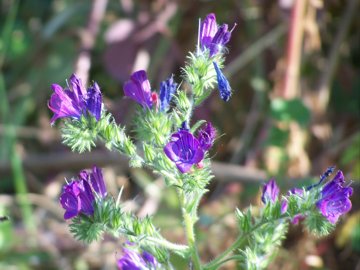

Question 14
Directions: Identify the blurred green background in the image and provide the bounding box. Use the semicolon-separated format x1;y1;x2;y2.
0;0;359;269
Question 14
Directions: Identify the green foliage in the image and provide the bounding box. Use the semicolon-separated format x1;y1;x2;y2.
270;98;311;127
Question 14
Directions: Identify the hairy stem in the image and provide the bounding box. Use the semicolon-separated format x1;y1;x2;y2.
204;217;286;270
179;191;202;270
146;236;189;253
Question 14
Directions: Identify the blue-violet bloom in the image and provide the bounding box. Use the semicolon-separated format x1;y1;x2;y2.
213;62;232;102
48;74;102;124
159;75;177;112
197;122;216;151
123;70;153;109
199;13;236;57
261;179;280;204
316;170;353;224
117;248;159;270
59;165;107;219
164;130;205;173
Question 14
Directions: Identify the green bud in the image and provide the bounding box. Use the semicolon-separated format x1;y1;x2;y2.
143;143;155;162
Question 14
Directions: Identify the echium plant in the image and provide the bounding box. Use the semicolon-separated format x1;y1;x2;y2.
49;13;354;270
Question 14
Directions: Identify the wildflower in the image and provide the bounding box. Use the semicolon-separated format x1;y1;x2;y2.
316;170;353;224
117;248;159;270
164;130;205;173
261;179;279;204
123;70;153;109
197;122;216;151
59;166;107;220
48;74;102;124
159;75;177;112
60;180;95;220
80;166;107;198
213;62;232;102
199;13;236;57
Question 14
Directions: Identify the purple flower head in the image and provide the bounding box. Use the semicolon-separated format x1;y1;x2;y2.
123;70;153;109
197;122;216;151
261;179;280;204
48;74;102;124
199;13;236;57
59;166;107;220
60;179;95;219
316;170;353;224
164;130;205;173
213;62;232;102
117;248;158;270
159;75;177;112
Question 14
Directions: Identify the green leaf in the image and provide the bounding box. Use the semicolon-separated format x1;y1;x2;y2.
270;98;311;126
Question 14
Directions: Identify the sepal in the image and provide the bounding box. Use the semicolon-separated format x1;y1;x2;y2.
61;114;99;153
68;196;122;243
304;211;335;236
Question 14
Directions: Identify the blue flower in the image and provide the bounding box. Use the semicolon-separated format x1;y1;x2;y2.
159;75;177;112
48;74;102;124
316;170;353;224
164;130;205;173
213;62;232;102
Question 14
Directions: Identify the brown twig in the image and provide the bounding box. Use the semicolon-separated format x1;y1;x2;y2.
280;0;307;99
0;151;266;183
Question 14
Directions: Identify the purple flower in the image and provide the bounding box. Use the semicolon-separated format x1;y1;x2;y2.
159;75;177;112
213;62;232;102
48;74;102;124
199;13;236;57
261;179;280;204
59;166;107;220
164;130;205;173
197;122;216;151
80;166;107;198
117;248;158;270
316;171;353;224
123;70;153;109
60;180;95;219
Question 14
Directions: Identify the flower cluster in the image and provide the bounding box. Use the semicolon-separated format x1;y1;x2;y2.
164;122;216;173
117;246;159;270
48;74;102;124
261;168;353;225
59;166;107;220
